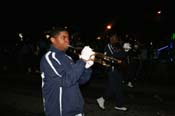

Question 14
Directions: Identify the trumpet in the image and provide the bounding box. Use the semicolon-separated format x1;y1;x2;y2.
68;45;122;67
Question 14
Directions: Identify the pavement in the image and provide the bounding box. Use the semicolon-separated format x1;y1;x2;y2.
0;63;175;116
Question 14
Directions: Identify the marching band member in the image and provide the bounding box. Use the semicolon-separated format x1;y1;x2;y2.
40;27;95;116
122;42;134;88
96;33;128;111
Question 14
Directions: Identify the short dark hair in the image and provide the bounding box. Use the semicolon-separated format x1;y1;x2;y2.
47;27;68;39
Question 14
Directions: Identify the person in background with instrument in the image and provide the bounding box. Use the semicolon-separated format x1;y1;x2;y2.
122;42;134;88
40;27;95;116
96;32;128;111
123;40;141;88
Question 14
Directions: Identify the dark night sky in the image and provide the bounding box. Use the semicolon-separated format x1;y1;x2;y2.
1;0;174;43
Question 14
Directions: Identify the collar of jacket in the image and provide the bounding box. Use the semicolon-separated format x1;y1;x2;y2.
49;45;66;55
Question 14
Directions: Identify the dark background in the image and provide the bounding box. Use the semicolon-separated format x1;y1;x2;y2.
1;0;174;42
0;1;175;116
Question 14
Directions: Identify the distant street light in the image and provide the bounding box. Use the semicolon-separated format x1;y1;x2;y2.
96;36;101;40
106;24;112;30
157;10;161;15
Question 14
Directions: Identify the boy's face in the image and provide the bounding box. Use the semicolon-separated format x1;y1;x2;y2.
51;31;70;51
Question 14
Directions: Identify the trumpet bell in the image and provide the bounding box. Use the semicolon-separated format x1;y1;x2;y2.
93;57;111;67
91;52;112;67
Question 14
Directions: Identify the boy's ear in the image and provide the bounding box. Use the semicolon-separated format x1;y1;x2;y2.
50;37;55;44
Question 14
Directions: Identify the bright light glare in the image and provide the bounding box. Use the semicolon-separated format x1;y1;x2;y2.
97;36;101;40
46;34;50;39
157;10;161;14
107;25;112;29
19;33;23;38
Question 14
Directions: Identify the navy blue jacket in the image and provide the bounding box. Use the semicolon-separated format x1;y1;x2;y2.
40;45;92;116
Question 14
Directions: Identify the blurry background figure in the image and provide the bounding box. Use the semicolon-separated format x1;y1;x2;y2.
17;37;35;73
121;37;143;88
96;32;128;111
67;32;84;61
122;42;134;88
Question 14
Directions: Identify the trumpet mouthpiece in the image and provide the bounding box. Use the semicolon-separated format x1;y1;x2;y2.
67;45;74;48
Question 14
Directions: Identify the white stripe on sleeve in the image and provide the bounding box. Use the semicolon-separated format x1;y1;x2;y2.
45;51;62;77
52;52;61;65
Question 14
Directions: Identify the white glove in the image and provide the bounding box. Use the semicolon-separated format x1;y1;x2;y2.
79;46;95;68
79;46;95;61
123;42;131;52
85;60;94;69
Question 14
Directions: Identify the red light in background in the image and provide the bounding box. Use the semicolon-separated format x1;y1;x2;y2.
106;24;112;30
